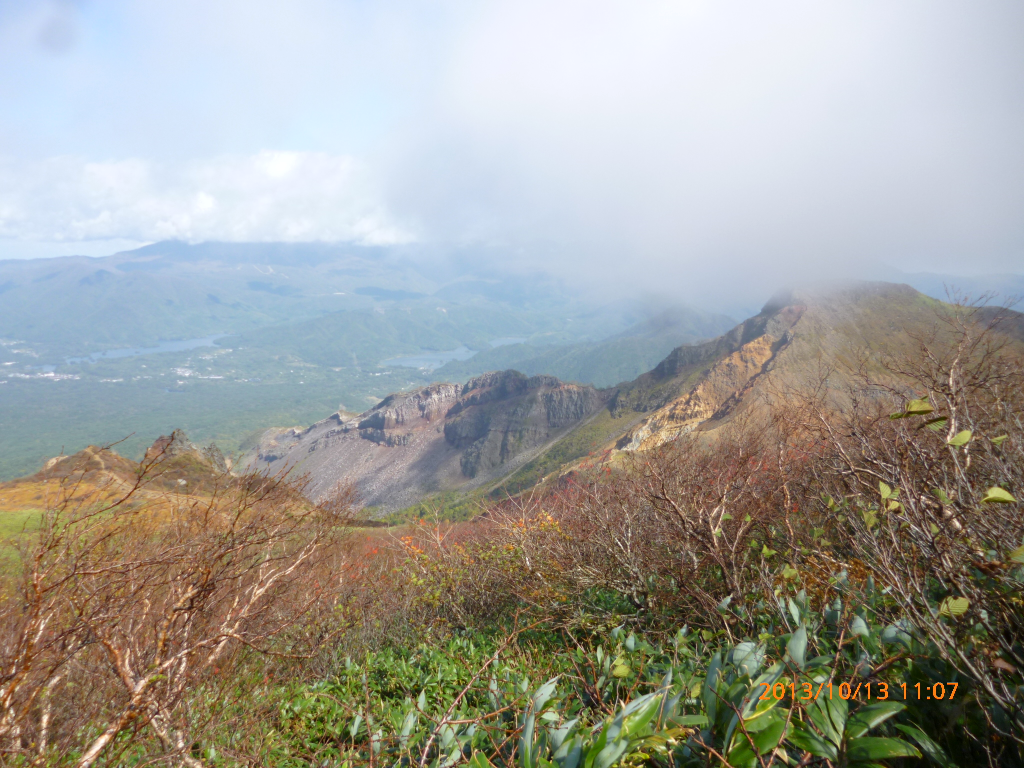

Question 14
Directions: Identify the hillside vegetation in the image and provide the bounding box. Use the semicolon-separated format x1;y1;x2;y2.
1;296;1022;766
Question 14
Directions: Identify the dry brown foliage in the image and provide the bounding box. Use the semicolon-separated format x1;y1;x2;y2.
799;301;1024;735
0;449;353;767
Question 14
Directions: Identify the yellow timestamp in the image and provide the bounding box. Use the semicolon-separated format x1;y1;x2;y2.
757;680;958;701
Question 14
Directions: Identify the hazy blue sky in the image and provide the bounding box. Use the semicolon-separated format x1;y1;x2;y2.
1;1;1022;295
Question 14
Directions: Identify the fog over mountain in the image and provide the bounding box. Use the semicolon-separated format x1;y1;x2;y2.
1;0;1022;309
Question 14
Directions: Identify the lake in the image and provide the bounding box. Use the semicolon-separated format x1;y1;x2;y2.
384;337;528;370
384;346;476;370
65;334;229;364
489;337;526;348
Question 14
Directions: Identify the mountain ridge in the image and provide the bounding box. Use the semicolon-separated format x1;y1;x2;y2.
243;369;605;511
6;280;1023;517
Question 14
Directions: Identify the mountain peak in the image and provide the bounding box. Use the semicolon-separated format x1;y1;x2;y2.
759;280;921;316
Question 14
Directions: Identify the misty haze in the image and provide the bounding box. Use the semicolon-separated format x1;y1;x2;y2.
0;2;1022;766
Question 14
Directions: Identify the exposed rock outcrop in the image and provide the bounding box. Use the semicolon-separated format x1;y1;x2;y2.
244;370;603;512
4;430;235;501
146;428;231;473
617;333;784;450
357;383;461;429
246;282;1003;512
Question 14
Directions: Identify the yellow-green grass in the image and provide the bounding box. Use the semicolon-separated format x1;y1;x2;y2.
0;508;43;538
0;508;43;575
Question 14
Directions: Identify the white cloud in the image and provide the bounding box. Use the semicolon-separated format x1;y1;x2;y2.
0;0;1022;296
0;151;414;246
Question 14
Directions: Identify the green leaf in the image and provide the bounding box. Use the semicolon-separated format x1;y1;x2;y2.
349;714;363;739
991;434;1009;446
894;724;958;767
782;565;799;580
892;398;933;419
879;481;892;499
761;544;777;558
982;487;1016;504
881;622;913;648
849;615;871;637
729;642;765;677
922;416;948;432
787;626;808;670
727;716;787;768
846;736;921;761
593;738;629;768
723;741;758;768
788;721;838;761
750;716;787;753
582;717;610;768
468;753;496;768
905;398;934;415
554;736;582;768
787;596;803;626
611;663;631;678
1009;544;1024;564
823;694;849;745
845;702;905;739
702;652;723;723
743;662;785;718
947;430;972;446
532;677;560;711
617;694;661;741
938;596;970;618
669;714;709;727
860;507;879;531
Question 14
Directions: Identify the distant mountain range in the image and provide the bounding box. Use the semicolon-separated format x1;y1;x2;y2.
0;241;733;480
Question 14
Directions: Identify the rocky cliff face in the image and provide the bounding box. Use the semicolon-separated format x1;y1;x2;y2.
443;371;601;477
244;370;602;512
357;384;462;430
617;332;786;450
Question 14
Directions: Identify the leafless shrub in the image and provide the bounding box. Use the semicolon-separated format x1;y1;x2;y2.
801;298;1024;741
0;456;350;767
608;413;812;633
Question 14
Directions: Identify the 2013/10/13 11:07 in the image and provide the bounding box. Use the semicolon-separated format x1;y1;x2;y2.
758;681;958;701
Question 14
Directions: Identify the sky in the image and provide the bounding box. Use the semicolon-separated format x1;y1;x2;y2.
1;0;1023;300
